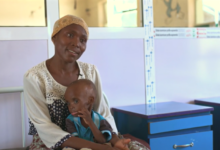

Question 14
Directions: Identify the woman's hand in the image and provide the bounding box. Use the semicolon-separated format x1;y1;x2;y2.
78;108;93;125
114;139;131;150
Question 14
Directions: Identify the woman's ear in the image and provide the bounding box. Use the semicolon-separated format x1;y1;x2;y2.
52;35;57;44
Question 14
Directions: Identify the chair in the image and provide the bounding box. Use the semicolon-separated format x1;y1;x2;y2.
0;87;29;150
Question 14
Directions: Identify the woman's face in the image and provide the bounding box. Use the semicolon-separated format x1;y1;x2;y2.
52;24;87;63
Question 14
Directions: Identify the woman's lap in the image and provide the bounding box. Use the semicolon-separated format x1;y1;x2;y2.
29;134;51;150
29;134;150;150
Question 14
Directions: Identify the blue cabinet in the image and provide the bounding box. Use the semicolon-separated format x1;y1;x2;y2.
150;131;212;150
112;101;213;150
195;97;220;150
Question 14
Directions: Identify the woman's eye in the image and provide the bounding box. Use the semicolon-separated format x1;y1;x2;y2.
67;33;73;38
81;38;87;43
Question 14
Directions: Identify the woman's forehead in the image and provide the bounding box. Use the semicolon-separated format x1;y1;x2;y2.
61;24;87;36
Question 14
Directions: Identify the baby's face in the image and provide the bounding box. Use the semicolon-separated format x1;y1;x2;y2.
65;86;90;117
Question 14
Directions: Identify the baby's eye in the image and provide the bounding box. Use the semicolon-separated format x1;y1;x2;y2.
73;99;78;104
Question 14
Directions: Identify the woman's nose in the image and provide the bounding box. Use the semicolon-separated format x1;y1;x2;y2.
71;37;80;48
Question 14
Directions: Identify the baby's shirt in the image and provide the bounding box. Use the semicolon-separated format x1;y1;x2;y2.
66;110;113;142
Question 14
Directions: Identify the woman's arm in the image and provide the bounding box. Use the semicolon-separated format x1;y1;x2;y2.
110;135;130;150
24;73;71;148
61;136;113;150
110;134;120;146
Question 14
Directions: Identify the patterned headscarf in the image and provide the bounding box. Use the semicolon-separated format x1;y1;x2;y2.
51;15;89;39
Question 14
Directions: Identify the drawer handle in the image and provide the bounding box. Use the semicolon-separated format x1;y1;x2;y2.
173;142;194;149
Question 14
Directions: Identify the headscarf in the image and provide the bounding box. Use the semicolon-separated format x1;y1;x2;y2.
51;15;89;38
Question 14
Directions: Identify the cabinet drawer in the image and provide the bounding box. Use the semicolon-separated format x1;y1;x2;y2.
150;131;213;150
148;115;212;134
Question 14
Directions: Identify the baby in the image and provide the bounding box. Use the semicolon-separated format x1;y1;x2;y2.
64;79;131;150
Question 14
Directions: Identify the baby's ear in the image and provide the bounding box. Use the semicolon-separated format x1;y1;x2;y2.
88;96;94;104
88;97;94;111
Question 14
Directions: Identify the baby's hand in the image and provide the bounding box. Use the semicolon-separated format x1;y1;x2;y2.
78;108;93;125
114;139;131;150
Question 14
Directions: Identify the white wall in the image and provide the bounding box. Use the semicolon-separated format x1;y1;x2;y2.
0;40;48;149
80;39;146;107
155;38;220;103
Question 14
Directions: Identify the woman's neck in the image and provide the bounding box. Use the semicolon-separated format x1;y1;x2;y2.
48;56;78;73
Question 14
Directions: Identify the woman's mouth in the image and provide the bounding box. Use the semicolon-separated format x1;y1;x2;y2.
68;49;78;56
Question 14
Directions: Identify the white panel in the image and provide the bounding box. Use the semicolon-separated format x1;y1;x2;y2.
89;27;145;39
46;0;59;58
143;0;156;105
0;27;144;40
0;27;48;40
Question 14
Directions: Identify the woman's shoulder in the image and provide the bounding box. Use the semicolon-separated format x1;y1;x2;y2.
77;61;97;74
77;61;96;70
24;61;47;79
77;61;99;80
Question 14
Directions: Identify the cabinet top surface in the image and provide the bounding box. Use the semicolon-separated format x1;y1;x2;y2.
195;97;220;106
112;101;213;119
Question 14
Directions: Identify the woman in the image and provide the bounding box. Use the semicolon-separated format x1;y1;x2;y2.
23;15;130;150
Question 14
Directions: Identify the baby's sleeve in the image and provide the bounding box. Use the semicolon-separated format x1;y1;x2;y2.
66;119;78;137
99;119;113;142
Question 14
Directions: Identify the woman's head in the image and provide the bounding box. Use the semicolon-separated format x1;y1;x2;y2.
51;15;89;63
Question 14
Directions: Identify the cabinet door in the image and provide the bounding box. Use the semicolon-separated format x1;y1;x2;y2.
150;131;213;150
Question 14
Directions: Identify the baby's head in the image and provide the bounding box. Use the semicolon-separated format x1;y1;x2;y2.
64;79;97;117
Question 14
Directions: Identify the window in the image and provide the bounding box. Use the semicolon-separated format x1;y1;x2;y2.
153;0;220;27
59;0;143;27
0;0;46;27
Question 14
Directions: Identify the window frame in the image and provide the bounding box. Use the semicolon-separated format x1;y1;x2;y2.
0;0;145;58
